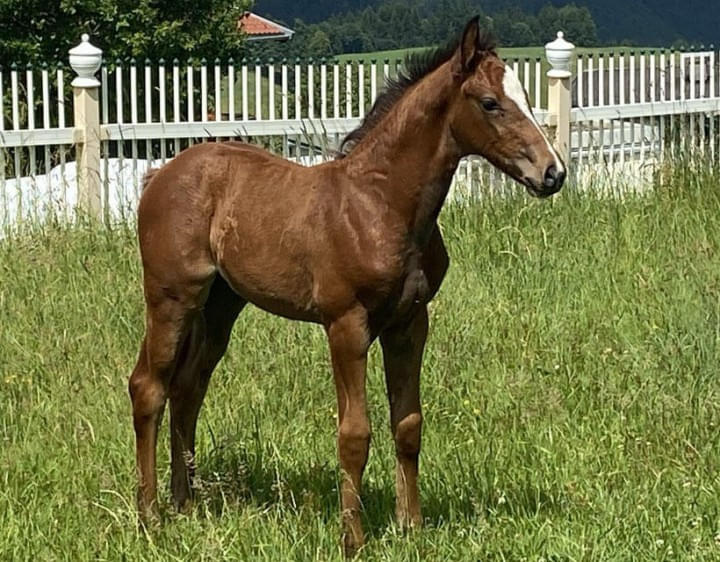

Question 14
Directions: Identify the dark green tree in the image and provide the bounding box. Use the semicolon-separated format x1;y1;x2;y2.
0;0;252;64
306;29;333;57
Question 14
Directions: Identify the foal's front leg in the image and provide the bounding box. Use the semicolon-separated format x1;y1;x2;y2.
380;306;428;529
326;307;371;556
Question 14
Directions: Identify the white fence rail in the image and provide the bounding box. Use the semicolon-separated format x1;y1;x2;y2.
1;35;720;228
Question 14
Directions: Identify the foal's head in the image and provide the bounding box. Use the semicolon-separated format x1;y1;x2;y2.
448;17;565;197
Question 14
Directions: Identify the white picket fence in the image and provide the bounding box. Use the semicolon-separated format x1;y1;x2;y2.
1;37;719;228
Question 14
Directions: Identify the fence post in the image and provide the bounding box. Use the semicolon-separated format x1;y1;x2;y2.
69;34;103;220
545;32;575;164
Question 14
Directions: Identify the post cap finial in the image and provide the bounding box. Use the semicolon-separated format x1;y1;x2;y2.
69;33;102;87
545;30;575;78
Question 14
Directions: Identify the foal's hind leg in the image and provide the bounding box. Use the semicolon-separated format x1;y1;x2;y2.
169;276;245;511
129;274;212;521
380;306;428;529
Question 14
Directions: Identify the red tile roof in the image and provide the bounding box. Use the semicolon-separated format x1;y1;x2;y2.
238;12;294;39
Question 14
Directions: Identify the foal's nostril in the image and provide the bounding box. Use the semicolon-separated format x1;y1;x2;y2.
543;165;565;190
544;165;558;188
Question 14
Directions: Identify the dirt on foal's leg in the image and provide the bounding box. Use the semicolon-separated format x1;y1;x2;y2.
380;306;428;529
326;307;372;557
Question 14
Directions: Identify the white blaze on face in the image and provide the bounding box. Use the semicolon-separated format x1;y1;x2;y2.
501;65;564;174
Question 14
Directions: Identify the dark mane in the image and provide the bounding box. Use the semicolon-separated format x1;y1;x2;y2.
336;29;496;157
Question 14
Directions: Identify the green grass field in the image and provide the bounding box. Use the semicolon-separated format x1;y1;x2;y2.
2;159;720;560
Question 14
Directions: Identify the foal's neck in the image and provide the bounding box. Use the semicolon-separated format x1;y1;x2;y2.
344;64;461;247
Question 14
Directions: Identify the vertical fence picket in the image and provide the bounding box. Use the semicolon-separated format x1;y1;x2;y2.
649;52;657;155
294;59;301;120
639;53;646;161
608;53;615;106
370;61;378;106
345;63;352;118
668;50;677;157
281;60;288;121
41;65;51;177
576;56;583;106
640;52;646;103
115;61;123;140
130;60;138;195
12;72;20;217
689;51;696;150
214;60;222;123
23;66;33;184
333;62;340;119
575;56;584;166
598;54;605;107
58;65;67;212
659;51;666;162
146;61;153;162
242;59;249;121
618;53;625;105
698;52;706;149
159;60;167;160
307;60;314;120
11;65;19;131
534;58;541;109
587;55;594;107
254;60;261;121
649;52;656;101
229;59;236;123
115;60;124;209
187;61;194;124
629;52;636;103
268;60;276;121
358;61;365;118
320;60;327;120
173;60;181;156
200;60;208;124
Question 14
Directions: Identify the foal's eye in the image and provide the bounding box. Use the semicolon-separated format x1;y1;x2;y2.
479;98;500;112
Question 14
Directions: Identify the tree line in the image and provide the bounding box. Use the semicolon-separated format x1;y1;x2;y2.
251;0;599;60
0;0;597;66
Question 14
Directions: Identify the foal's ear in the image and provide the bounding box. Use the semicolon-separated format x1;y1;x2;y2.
453;16;481;78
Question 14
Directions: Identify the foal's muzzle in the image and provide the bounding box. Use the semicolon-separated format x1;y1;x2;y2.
525;164;565;198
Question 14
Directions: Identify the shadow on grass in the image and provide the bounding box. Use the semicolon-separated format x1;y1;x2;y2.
189;442;571;540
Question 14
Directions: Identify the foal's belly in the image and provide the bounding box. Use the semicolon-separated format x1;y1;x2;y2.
216;255;321;323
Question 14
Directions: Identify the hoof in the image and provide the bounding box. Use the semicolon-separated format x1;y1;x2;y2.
343;534;364;558
396;511;423;531
173;496;194;516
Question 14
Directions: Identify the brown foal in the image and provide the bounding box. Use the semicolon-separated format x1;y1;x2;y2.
129;17;565;555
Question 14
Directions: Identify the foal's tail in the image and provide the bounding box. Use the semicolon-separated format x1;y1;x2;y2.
142;167;161;192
